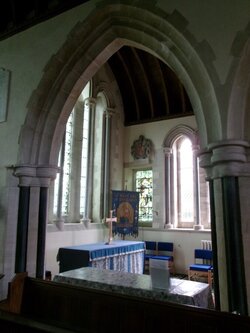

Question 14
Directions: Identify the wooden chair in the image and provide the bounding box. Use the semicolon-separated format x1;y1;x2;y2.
188;249;213;286
152;242;174;274
144;241;157;273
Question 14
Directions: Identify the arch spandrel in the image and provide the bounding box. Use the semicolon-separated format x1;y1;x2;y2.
18;3;221;167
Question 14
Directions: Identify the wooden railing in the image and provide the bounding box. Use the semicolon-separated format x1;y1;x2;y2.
0;273;250;332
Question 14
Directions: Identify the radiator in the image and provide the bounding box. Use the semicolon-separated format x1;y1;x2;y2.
201;240;212;264
201;240;212;250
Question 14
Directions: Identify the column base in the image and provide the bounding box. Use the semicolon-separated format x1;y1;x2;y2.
165;223;174;229
193;224;204;231
81;218;91;229
55;219;65;231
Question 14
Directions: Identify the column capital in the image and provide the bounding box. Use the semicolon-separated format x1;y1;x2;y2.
14;164;59;187
84;97;97;108
14;165;36;186
36;165;59;186
163;147;172;156
192;144;200;155
199;140;250;178
208;140;249;164
104;107;116;118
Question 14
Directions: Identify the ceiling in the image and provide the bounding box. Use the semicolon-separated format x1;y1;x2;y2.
108;47;193;126
1;0;194;126
0;0;89;41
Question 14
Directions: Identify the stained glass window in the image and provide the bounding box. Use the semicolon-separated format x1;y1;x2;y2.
135;169;153;222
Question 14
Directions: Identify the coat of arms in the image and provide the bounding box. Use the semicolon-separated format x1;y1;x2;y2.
131;135;153;160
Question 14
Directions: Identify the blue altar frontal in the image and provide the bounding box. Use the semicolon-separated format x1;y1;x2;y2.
57;240;145;274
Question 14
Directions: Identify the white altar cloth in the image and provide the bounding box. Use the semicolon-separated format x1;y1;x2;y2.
53;267;214;309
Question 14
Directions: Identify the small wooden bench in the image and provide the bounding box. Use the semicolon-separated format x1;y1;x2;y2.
1;273;250;332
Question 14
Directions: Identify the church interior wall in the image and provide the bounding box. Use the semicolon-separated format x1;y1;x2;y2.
44;114;211;278
123;115;199;228
137;228;211;276
123;116;198;163
0;0;249;310
46;224;106;278
0;5;96;284
45;223;211;278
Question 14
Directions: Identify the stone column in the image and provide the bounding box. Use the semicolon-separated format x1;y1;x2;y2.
36;166;57;278
14;165;57;278
103;108;115;219
200;140;249;314
163;147;173;229
85;97;96;221
70;101;84;222
199;149;220;310
57;132;66;224
193;145;203;230
14;166;36;273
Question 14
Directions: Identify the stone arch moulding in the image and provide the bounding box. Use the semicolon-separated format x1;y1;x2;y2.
163;124;197;148
227;38;250;141
18;2;221;168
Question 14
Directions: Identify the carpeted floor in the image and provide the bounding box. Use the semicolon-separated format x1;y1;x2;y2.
171;273;188;279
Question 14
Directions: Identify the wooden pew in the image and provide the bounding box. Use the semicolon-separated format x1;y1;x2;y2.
1;273;250;332
0;309;78;332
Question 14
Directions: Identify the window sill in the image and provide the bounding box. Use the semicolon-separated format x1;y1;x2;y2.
139;225;211;233
138;222;152;228
47;221;104;232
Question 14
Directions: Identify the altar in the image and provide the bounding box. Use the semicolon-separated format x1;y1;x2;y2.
56;240;145;274
53;267;214;309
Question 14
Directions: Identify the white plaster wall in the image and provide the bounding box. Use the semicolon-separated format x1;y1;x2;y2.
157;0;250;84
0;1;98;282
138;228;211;275
124;116;197;163
0;0;249;303
45;113;211;278
45;225;106;277
0;0;248;189
0;3;95;166
124;116;199;229
45;225;211;277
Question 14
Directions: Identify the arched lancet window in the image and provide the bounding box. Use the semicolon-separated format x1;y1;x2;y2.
173;136;194;224
49;81;108;224
164;125;210;229
80;92;91;218
53;110;74;218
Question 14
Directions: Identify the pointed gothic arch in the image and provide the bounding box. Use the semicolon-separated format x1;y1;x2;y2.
163;124;197;148
17;3;221;169
228;38;250;141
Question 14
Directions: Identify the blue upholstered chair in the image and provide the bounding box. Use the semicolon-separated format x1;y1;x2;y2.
144;241;157;273
152;242;174;274
188;249;213;286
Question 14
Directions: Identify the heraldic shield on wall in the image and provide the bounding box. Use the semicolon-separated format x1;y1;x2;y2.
112;190;139;238
131;135;153;160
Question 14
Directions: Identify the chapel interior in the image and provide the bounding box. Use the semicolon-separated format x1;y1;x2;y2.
0;0;250;330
